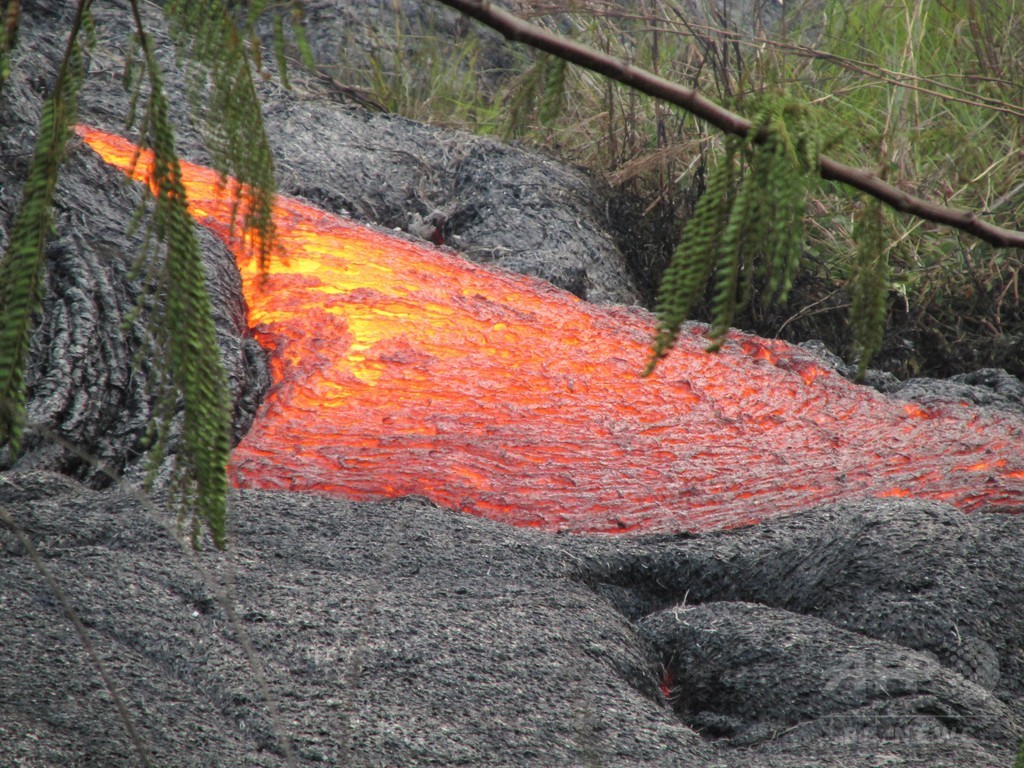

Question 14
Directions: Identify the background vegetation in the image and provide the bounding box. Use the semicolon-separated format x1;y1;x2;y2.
324;0;1024;379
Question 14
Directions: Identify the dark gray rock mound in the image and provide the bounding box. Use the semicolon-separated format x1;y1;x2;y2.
800;339;1024;415
261;98;638;304
888;368;1024;415
3;477;1022;767
578;500;1024;765
643;602;1014;759
0;0;268;482
0;473;705;767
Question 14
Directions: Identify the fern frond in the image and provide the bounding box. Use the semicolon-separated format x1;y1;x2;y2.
850;197;889;378
707;154;753;349
644;140;737;373
0;6;88;454
127;9;233;548
271;13;289;90
162;0;278;270
754;98;809;306
646;93;824;371
122;40;147;136
505;54;545;139
0;0;20;94
288;2;315;70
707;218;743;349
540;54;567;125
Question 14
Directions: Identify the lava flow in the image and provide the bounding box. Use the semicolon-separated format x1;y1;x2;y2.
77;125;1024;534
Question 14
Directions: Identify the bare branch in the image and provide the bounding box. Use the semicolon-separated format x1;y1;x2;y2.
436;0;1024;250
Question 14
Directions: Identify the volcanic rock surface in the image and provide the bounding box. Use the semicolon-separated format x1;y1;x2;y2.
3;477;1023;767
2;2;1023;767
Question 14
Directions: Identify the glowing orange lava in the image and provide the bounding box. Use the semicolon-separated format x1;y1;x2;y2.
77;126;1024;534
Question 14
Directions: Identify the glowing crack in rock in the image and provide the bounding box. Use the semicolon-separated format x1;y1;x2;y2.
77;126;1024;534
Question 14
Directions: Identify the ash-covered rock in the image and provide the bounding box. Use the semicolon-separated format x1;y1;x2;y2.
259;98;639;304
3;477;1023;767
888;368;1024;415
584;499;1024;764
0;1;268;482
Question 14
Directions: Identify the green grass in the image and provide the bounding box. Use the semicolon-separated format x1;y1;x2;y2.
334;6;511;132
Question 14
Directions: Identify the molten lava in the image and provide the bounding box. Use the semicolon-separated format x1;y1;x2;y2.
77;126;1024;534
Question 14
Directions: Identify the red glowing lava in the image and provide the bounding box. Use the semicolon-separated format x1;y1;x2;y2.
77;125;1024;534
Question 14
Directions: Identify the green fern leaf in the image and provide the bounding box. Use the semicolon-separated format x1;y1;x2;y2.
647;94;823;372
0;0;20;94
505;55;545;139
129;29;233;549
162;0;278;270
645;140;737;373
0;30;85;453
850;197;889;378
540;54;567;125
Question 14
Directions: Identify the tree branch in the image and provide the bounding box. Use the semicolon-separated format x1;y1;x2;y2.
436;0;1024;250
